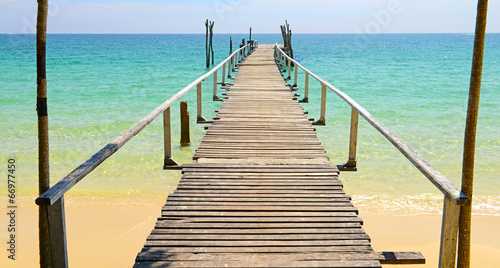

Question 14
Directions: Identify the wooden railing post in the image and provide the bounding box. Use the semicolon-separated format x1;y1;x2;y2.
180;101;190;146
228;56;233;79
281;54;285;72
213;69;222;101
222;63;226;86
163;106;179;168
287;56;291;80
313;83;326;125
197;83;206;123
439;196;460;268
300;72;309;103
339;108;358;171
292;63;298;88
47;197;68;268
232;54;237;72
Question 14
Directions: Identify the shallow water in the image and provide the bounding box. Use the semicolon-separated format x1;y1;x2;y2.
1;33;498;215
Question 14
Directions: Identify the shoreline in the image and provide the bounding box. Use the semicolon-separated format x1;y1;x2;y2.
2;200;499;267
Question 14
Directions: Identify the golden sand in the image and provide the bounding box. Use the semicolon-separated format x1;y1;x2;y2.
2;202;499;267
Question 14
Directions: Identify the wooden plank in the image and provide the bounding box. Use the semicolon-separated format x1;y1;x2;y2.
143;239;372;247
166;197;352;202
138;245;375;254
135;251;423;266
156;216;364;223
161;211;359;217
150;228;365;234
154;222;363;229
146;233;371;241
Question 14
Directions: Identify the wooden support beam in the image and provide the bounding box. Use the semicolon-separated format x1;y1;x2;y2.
299;72;309;103
197;83;207;123
439;196;460;268
313;84;326;126
163;107;179;168
213;70;222;101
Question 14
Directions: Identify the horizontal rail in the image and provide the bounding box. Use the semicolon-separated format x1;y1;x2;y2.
275;44;469;206
36;44;250;206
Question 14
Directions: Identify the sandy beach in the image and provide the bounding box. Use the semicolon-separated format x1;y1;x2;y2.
2;199;499;267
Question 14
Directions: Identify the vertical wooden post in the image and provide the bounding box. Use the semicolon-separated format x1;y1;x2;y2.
232;54;236;72
439;196;460;268
163;107;178;167
300;72;309;103
458;1;489;267
49;197;68;268
205;19;209;68
197;83;206;122
39;197;68;268
180;101;190;146
287;57;291;80
313;84;326;125
36;1;54;267
343;108;359;170
210;21;214;65
222;63;226;85
293;63;298;88
228;55;232;78
213;70;221;101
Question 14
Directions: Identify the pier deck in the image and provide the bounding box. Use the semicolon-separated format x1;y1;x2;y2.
134;45;421;267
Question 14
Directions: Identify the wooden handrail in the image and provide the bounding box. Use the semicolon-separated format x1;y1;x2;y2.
275;44;469;206
36;44;250;206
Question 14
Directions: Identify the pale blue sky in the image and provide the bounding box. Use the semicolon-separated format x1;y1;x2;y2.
1;0;499;34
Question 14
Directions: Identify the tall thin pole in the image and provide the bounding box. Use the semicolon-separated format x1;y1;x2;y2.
457;0;489;267
205;19;209;68
36;0;51;267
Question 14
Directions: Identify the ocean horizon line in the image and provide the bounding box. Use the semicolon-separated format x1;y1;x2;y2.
3;32;500;35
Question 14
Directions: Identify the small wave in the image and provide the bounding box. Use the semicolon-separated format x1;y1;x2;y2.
352;194;500;217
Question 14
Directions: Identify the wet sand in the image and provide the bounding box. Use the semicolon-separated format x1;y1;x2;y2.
2;202;499;267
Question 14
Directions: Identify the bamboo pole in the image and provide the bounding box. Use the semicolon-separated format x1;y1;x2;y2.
36;1;51;267
205;19;209;68
458;0;489;267
209;21;214;65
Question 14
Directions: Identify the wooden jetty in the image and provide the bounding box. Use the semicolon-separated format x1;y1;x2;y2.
36;42;471;268
133;45;423;267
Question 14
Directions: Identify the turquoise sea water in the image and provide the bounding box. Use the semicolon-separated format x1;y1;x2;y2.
1;34;499;215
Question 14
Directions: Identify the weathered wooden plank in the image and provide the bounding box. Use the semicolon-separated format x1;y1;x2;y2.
181;168;337;173
139;245;375;254
146;233;370;241
170;190;346;195
178;179;341;185
150;228;365;234
165;197;352;202
161;211;359;217
144;239;372;247
169;193;349;198
156;216;364;223
175;186;343;191
154;222;363;229
135;251;423;266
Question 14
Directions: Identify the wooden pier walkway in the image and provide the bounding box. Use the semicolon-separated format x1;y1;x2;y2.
133;45;421;267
